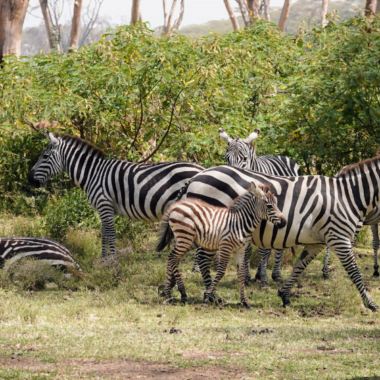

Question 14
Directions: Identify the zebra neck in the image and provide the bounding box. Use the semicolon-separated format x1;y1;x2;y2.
230;192;260;231
61;141;106;190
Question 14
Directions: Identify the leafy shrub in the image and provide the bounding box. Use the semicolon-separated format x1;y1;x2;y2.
44;189;100;239
7;258;65;290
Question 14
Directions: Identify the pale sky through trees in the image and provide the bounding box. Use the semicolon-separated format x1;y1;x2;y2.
24;0;286;29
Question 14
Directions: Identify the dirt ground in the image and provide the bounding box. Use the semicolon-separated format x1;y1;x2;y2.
0;357;247;379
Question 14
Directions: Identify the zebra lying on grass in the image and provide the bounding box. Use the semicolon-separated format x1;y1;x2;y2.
218;128;301;287
28;132;204;258
181;158;380;311
157;181;286;309
0;238;76;269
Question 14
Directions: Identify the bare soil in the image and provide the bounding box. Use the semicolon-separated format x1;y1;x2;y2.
0;357;247;379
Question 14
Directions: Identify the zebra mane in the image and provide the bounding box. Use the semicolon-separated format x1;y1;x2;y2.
57;134;105;159
229;184;272;213
337;155;380;177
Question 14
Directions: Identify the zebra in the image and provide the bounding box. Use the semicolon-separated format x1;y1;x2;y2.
28;132;204;258
180;161;380;311
218;127;301;287
0;237;76;269
156;181;287;309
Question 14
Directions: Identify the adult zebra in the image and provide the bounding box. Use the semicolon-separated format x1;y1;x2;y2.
0;238;76;269
28;133;204;258
181;161;380;311
219;127;301;287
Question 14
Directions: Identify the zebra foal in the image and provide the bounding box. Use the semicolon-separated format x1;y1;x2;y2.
156;181;286;309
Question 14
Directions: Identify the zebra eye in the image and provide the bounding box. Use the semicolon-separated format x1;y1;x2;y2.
43;154;49;159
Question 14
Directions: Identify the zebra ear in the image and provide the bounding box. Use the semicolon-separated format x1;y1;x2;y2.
46;131;59;147
250;181;264;198
243;129;260;144
219;128;232;144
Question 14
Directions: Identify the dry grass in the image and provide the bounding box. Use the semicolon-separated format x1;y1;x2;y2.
0;217;380;379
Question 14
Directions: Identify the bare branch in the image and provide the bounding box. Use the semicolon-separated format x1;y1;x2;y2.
321;0;330;27
236;0;250;27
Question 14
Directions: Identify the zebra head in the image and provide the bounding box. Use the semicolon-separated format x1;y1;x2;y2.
219;128;260;169
28;132;64;188
251;181;287;229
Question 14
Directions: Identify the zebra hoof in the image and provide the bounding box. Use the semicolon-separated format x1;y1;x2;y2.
242;301;252;310
322;272;330;280
254;272;261;281
373;266;379;277
180;298;188;305
245;278;252;286
368;303;379;312
158;285;165;297
278;289;290;308
260;281;268;290
272;275;283;283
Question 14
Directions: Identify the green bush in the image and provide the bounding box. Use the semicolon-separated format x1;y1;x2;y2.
44;189;100;240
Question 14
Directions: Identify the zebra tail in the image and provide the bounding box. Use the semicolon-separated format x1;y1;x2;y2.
175;177;194;203
156;215;174;252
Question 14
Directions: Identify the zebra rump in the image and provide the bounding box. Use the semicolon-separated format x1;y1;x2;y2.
0;238;76;270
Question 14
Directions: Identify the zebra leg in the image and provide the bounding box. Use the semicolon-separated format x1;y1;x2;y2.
322;247;332;280
244;244;252;285
192;248;201;272
258;248;271;289
370;224;379;277
330;242;379;311
278;244;324;308
271;249;284;283
198;248;218;300
235;246;252;309
99;206;116;258
202;247;231;306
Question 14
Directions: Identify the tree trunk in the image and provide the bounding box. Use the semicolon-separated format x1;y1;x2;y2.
376;0;380;13
130;0;142;25
278;0;291;30
365;0;377;17
321;0;329;27
137;9;143;22
236;0;250;27
165;0;178;34
162;0;168;33
69;0;83;51
0;0;29;64
247;0;260;22
223;0;239;30
172;0;184;31
263;0;270;21
39;0;60;51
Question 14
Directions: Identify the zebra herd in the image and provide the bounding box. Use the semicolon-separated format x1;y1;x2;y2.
20;129;380;311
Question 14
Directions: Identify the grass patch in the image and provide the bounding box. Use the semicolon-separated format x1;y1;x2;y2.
0;213;379;379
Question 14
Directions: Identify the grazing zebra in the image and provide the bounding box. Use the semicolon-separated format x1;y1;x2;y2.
157;181;286;308
219;127;301;287
181;161;380;311
0;238;76;269
28;133;204;258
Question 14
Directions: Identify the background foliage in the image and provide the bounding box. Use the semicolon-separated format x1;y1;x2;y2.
0;13;380;227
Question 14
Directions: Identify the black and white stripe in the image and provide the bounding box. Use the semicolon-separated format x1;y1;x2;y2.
182;161;380;311
0;238;76;269
28;133;204;258
323;203;380;279
219;128;301;287
157;182;286;308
